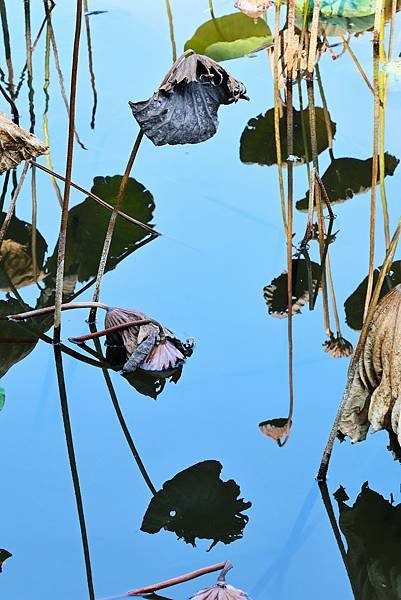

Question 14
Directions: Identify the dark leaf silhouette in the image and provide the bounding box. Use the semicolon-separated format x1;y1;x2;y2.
45;175;155;286
240;106;335;166
0;213;47;291
296;153;399;210
123;367;183;400
0;298;52;378
263;258;321;317
0;548;12;573
141;460;251;549
336;482;401;600
130;53;248;146
184;13;272;61
344;260;401;330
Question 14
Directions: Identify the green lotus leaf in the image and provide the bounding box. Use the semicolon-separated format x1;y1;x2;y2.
184;13;272;61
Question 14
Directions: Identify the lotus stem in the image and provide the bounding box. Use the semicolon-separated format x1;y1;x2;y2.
0;0;15;97
69;318;164;344
341;36;374;95
315;64;333;158
127;561;228;596
378;8;389;249
30;160;160;234
24;0;35;133
0;161;29;249
6;301;109;321
164;0;177;63
273;0;287;232
297;75;310;180
83;0;98;128
0;83;19;123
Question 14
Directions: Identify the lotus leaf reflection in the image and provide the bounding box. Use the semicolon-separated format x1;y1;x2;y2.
141;460;251;549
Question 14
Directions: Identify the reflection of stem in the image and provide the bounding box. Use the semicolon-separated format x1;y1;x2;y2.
0;169;10;212
90;131;144;318
297;75;310;180
0;0;15;97
47;7;87;150
24;0;35;133
31;165;38;284
43;17;63;206
318;481;359;599
315;64;333;156
83;0;98;128
273;0;287;232
378;10;389;250
53;346;95;599
364;2;382;320
0;162;29;249
0;83;19;123
90;323;157;495
209;0;216;19
164;0;177;63
341;36;374;95
31;160;159;234
317;219;401;481
53;0;83;345
387;0;397;60
127;561;227;596
326;253;341;335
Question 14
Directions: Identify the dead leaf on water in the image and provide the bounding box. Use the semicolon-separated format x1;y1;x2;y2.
0;112;47;173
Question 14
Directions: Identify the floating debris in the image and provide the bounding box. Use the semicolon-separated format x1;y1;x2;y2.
234;0;272;21
141;461;251;549
191;561;250;599
130;52;248;146
104;307;194;374
338;285;401;447
0;112;47;174
323;333;353;358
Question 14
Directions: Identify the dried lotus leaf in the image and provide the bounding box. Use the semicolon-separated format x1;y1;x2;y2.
0;112;47;173
258;418;291;445
234;0;271;20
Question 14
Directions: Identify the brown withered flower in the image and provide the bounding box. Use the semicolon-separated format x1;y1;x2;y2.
129;51;248;146
0;239;44;291
191;561;250;600
234;0;271;21
104;307;193;374
0;112;47;173
259;418;291;446
323;332;353;359
338;284;401;448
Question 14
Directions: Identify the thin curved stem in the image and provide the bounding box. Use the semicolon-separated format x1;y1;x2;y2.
6;301;109;321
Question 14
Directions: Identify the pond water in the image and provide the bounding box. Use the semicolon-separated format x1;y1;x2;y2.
1;1;401;599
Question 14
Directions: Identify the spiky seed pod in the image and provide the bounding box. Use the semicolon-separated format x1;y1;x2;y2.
130;52;248;146
0;112;47;173
323;333;354;359
338;285;401;447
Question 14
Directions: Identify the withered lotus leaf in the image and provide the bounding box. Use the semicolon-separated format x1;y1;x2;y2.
263;258;321;318
0;112;47;173
0;240;44;290
338;285;401;446
141;460;251;549
323;333;353;359
130;52;248;146
234;0;271;20
104;307;193;374
259;418;291;445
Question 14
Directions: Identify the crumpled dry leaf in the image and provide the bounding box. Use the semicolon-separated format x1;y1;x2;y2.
338;285;401;446
0;112;47;173
104;307;193;374
130;52;248;145
234;0;271;21
259;418;291;446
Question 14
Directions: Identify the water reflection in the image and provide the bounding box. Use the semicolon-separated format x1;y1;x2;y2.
0;548;12;573
331;483;401;600
141;460;251;550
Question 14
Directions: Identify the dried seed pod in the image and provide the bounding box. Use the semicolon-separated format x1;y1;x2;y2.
258;418;291;446
234;0;271;21
191;561;250;600
104;307;193;374
130;52;248;146
323;333;353;359
0;112;47;173
338;285;401;447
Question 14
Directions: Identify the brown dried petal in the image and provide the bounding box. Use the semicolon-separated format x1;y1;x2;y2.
191;583;250;600
0;112;47;173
